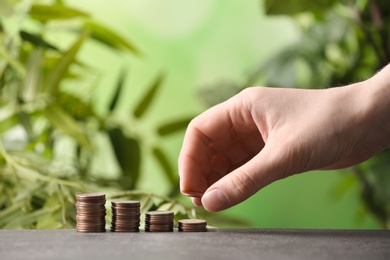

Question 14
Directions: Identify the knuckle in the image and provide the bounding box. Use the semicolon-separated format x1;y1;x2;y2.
228;169;258;198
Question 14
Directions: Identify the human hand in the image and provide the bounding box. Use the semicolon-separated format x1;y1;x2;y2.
178;67;390;212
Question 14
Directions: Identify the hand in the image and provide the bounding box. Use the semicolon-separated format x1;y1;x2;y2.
178;66;390;212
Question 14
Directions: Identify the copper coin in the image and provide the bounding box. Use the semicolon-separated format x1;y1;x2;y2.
111;200;140;207
76;192;106;202
145;211;174;216
111;210;140;216
178;219;206;225
76;203;106;208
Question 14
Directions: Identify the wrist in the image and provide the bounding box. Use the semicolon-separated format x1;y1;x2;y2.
362;65;390;148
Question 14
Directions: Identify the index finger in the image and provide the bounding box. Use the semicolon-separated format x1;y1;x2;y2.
178;103;233;196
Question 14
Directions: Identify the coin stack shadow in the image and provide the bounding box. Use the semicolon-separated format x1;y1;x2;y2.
145;211;174;232
76;192;106;233
111;200;141;232
178;219;207;232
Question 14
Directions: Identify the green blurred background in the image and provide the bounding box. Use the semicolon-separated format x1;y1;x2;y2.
65;0;380;229
1;0;389;229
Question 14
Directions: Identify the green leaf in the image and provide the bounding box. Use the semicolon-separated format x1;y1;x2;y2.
0;114;18;133
43;103;92;149
20;30;59;51
133;74;164;119
108;128;141;189
152;146;177;186
0;42;25;77
58;93;96;120
45;30;89;96
157;117;193;136
17;111;34;140
29;4;89;22
0;0;14;18
158;202;186;215
3;205;60;229
84;21;139;54
109;67;127;112
22;48;43;102
264;0;338;15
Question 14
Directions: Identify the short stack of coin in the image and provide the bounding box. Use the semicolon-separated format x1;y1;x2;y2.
111;200;141;232
145;211;174;232
76;192;106;233
178;219;207;232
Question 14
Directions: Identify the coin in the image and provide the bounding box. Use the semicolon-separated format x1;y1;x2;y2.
111;200;140;207
76;192;106;202
144;210;174;232
178;219;207;232
111;200;141;232
75;192;106;233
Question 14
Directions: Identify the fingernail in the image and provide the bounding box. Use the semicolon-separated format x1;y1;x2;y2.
202;189;228;212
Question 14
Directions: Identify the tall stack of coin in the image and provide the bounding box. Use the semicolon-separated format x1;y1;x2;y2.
76;192;106;233
111;200;141;232
145;211;174;232
178;219;207;232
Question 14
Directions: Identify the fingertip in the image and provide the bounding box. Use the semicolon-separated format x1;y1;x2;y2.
191;197;202;206
201;188;229;212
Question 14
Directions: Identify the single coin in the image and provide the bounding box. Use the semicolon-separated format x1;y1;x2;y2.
111;210;141;215
111;200;140;207
75;201;106;208
145;211;174;216
178;219;206;225
180;190;203;197
76;192;106;202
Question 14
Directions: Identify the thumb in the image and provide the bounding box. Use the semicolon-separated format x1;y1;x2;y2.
201;144;287;212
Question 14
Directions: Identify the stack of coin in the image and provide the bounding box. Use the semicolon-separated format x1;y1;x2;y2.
145;211;174;232
178;219;207;232
111;200;141;232
76;192;106;233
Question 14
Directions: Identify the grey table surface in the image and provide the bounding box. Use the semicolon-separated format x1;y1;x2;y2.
1;228;389;260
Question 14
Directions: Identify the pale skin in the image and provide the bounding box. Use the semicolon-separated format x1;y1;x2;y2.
178;64;390;212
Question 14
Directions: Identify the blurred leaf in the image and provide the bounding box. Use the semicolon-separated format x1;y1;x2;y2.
84;21;139;54
17;111;34;140
133;74;164;119
158;202;186;215
14;180;46;202
140;195;154;212
3;205;60;229
19;31;59;51
58;93;96;120
22;48;43;102
46;30;89;95
0;0;13;18
264;0;338;15
29;4;89;22
43;103;92;149
37;194;64;229
0;43;25;77
152;146;176;186
198;80;241;107
109;67;127;112
0;203;24;228
0;114;18;133
108;128;141;189
329;174;357;200
36;214;63;229
156;117;193;136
